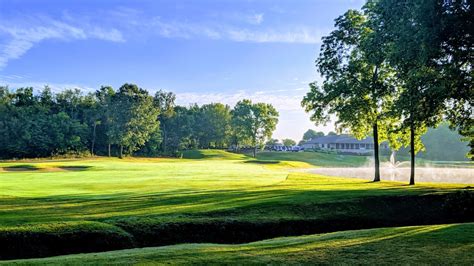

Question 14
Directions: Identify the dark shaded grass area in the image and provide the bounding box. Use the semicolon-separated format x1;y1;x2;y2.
1;190;473;260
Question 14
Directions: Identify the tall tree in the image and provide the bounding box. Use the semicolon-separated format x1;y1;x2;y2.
109;84;159;158
154;90;176;154
282;139;296;146
302;129;325;141
231;99;279;157
302;9;399;182
195;103;232;148
366;0;449;184
95;86;115;156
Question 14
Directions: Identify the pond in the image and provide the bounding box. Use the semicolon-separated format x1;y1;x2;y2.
303;166;474;184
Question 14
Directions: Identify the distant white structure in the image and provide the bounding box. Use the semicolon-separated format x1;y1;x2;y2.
301;135;388;155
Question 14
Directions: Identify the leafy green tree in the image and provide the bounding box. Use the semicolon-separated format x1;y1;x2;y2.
196;103;232;148
231;99;279;157
302;9;399;182
366;0;449;184
266;138;280;146
282;139;296;146
95;86;115;156
154;90;176;153
302;129;324;141
419;122;470;161
109;84;160;158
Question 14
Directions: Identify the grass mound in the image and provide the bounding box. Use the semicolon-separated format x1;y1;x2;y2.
0;221;134;260
5;223;473;264
181;149;249;160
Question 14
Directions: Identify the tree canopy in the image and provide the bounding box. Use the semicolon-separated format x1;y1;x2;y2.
0;86;279;159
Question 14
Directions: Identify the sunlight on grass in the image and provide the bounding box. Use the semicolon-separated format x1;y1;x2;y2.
4;223;472;265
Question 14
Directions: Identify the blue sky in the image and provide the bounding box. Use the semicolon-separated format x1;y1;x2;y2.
0;0;364;141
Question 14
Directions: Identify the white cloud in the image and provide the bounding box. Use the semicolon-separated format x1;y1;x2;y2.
0;16;124;70
0;80;94;92
248;13;264;25
175;89;306;112
149;18;326;44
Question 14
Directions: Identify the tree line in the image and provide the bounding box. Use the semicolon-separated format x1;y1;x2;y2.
302;0;473;185
0;84;278;159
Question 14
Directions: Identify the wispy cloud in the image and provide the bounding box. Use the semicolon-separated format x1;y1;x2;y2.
0;16;124;70
175;89;306;111
247;13;264;25
0;80;95;92
149;18;325;44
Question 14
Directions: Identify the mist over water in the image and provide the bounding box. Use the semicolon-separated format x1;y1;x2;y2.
304;153;474;184
305;167;473;184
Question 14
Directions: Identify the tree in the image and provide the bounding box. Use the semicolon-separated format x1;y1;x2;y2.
109;84;160;158
266;138;280;146
154;90;176;154
419;122;470;161
195;103;231;148
282;139;296;146
302;9;399;182
366;0;449;184
302;129;324;141
95;86;115;157
231;99;279;157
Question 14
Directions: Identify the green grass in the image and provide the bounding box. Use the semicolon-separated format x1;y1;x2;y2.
4;223;473;265
256;151;372;167
1;150;472;260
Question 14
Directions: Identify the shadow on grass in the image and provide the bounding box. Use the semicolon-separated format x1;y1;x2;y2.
0;184;472;260
2;165;92;172
2;165;41;171
244;160;281;165
57;166;92;171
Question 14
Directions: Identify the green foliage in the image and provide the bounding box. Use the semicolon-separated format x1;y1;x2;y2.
195;103;232;148
265;138;280;146
0;86;278;159
302;8;401;181
418;123;470;161
302;129;324;141
108;84;159;157
282;138;296;146
231;99;279;156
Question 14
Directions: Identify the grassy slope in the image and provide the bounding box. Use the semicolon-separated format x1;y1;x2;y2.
1;150;472;260
0;151;468;226
5;223;474;265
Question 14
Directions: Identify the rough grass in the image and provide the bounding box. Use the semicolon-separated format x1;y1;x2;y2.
4;223;473;265
1;150;472;260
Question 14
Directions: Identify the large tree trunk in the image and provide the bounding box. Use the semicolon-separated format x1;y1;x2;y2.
409;121;416;185
119;145;123;159
108;143;111;157
253;146;257;158
372;122;381;182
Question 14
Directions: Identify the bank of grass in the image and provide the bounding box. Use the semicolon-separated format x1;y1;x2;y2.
0;150;472;260
4;223;473;265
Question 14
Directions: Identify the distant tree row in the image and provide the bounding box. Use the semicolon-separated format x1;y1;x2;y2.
0;85;278;159
302;0;473;185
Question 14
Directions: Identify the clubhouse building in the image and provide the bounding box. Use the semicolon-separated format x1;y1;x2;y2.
301;135;389;155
